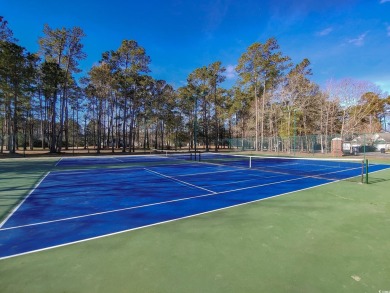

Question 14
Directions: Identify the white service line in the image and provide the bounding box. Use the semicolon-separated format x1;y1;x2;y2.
144;168;217;194
205;178;260;187
0;174;312;232
2;164;383;260
0;170;349;261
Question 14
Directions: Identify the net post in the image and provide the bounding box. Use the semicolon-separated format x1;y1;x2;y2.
365;159;369;184
249;156;252;168
199;152;201;162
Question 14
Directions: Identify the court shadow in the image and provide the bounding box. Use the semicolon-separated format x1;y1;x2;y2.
368;176;390;184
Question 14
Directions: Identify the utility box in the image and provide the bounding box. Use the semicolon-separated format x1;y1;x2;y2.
331;138;343;157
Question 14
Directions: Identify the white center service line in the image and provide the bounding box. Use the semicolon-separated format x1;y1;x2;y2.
175;168;238;177
112;157;125;163
144;168;216;194
1;166;362;232
0;174;309;232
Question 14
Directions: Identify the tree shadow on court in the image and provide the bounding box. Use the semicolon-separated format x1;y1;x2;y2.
367;176;390;184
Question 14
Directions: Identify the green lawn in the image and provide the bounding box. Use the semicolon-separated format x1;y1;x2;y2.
1;157;390;293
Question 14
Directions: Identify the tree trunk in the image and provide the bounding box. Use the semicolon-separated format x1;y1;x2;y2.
122;98;127;152
50;93;57;153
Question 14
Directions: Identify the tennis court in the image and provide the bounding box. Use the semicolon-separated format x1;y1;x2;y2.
1;153;389;260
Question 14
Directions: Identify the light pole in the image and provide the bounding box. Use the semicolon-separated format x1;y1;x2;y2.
261;74;266;152
255;85;258;151
72;105;75;156
23;111;27;158
193;94;198;160
384;109;390;132
293;109;297;156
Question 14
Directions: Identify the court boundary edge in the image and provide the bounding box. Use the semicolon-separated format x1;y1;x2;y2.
0;171;364;260
1;166;389;260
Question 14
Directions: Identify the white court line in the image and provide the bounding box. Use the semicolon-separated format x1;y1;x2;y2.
0;171;51;229
49;164;247;181
0;167;313;232
50;161;273;178
53;165;141;174
54;158;63;167
51;166;147;176
112;157;125;163
0;174;311;232
56;154;155;160
197;166;296;181
54;154;166;166
205;178;262;187
175;168;239;177
2;165;388;260
144;168;216;194
204;160;295;177
0;168;365;261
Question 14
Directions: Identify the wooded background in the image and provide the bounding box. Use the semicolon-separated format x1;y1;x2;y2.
1;17;390;154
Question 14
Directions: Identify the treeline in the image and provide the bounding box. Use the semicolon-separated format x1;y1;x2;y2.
1;17;389;154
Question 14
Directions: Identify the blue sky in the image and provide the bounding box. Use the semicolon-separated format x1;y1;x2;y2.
2;0;390;93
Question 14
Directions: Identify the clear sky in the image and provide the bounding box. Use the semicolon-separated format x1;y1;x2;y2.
2;0;390;93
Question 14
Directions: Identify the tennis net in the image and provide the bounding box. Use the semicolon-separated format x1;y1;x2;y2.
56;150;197;169
151;149;199;161
198;152;366;182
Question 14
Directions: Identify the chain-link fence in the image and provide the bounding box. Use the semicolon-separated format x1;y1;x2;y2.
226;133;390;155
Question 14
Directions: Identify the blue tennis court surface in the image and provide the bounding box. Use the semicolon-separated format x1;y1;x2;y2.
1;155;389;259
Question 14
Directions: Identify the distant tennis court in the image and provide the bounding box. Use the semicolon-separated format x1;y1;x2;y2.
1;152;389;259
